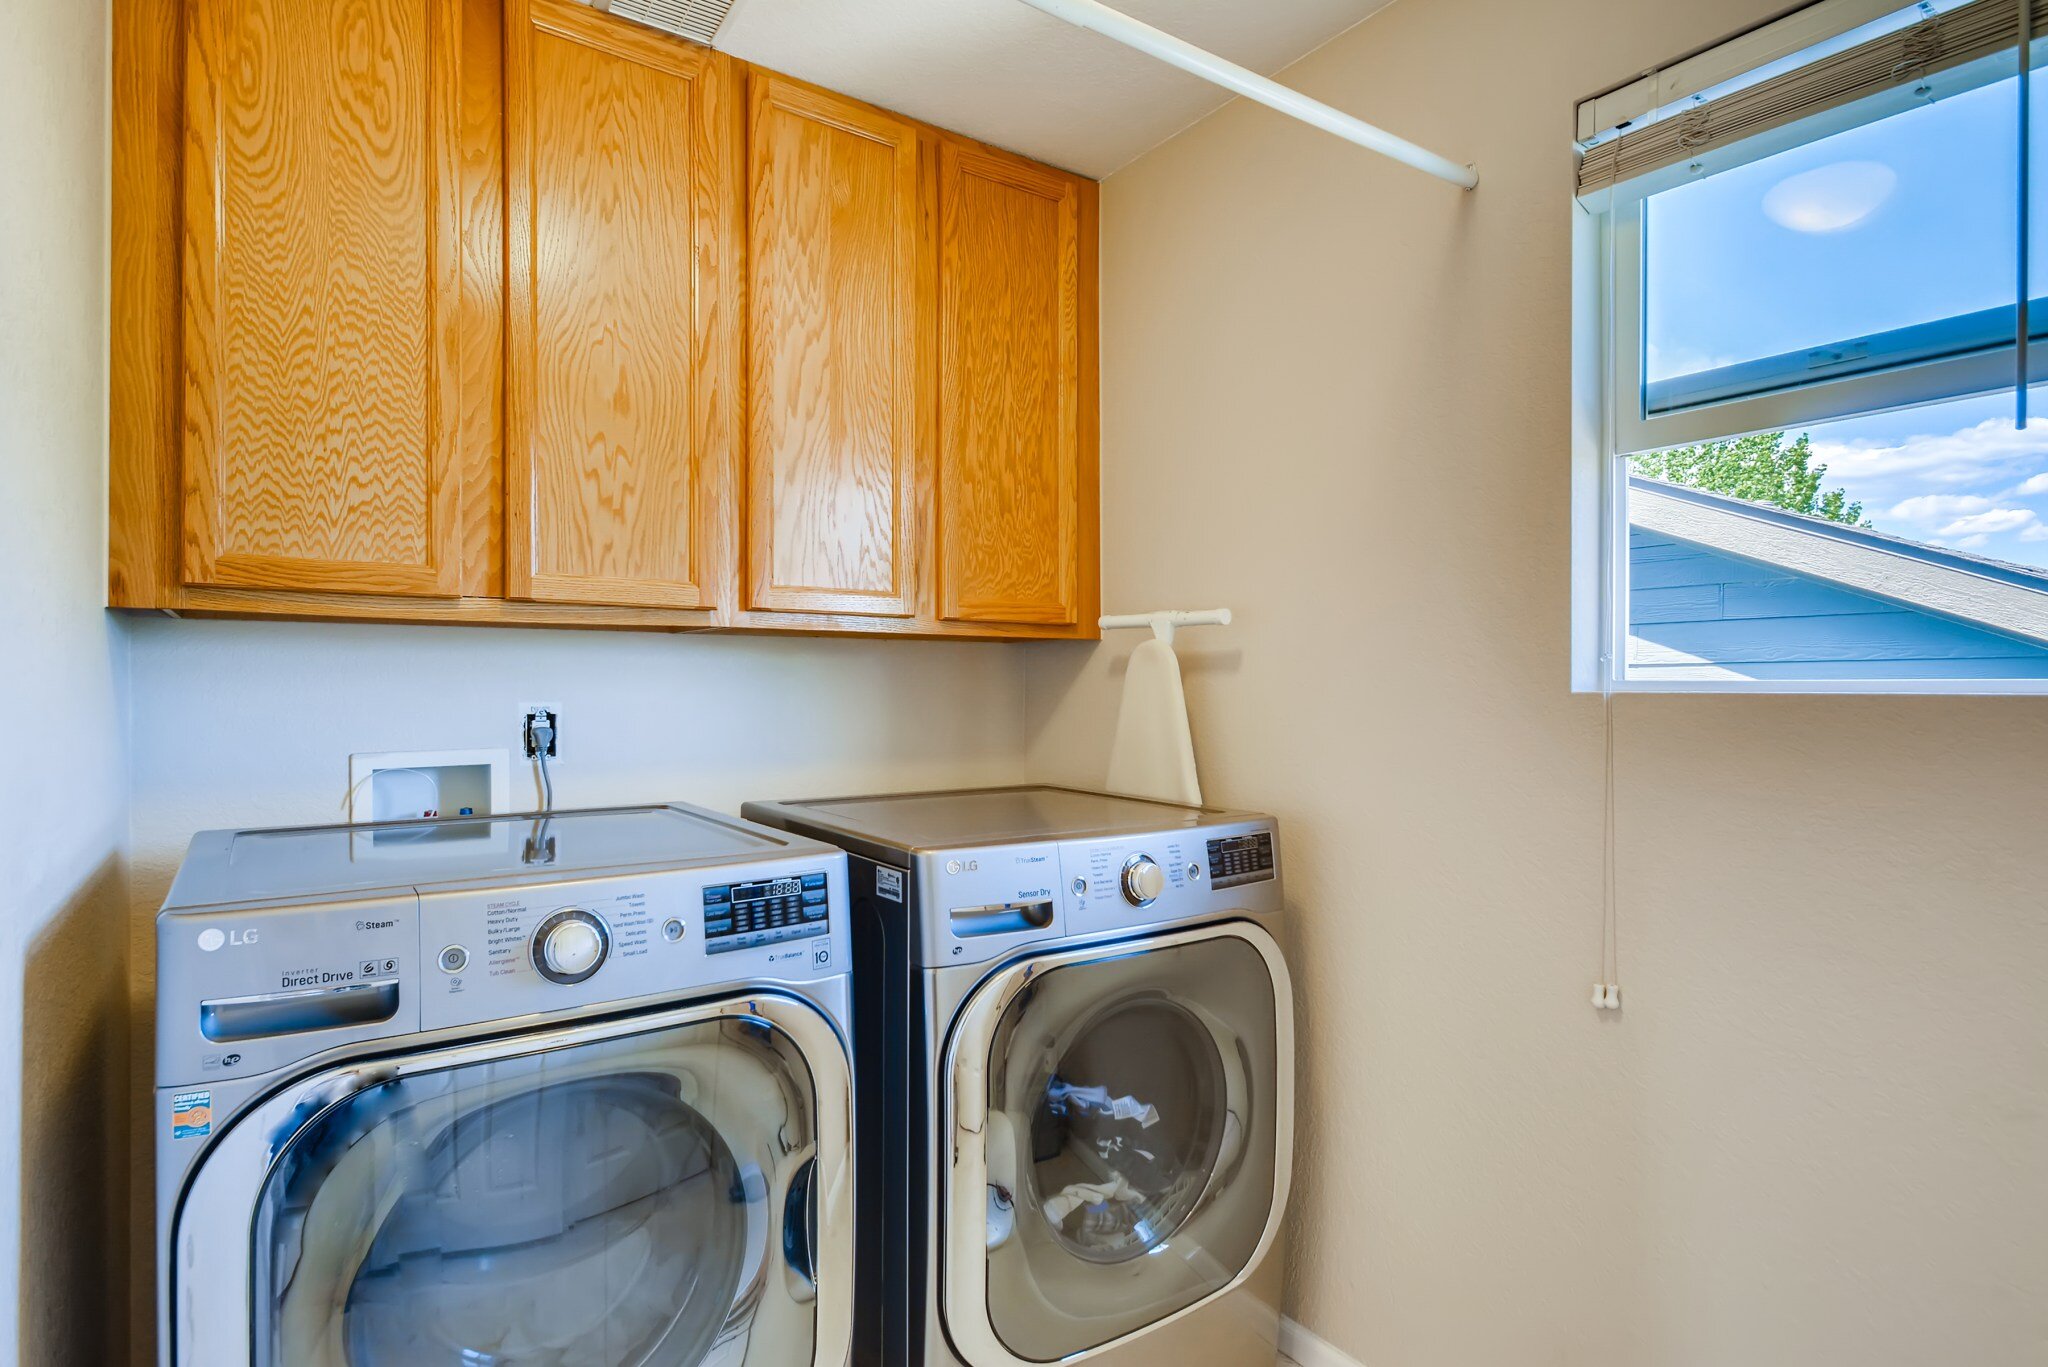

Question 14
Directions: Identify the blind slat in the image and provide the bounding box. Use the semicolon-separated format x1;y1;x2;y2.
1577;0;2044;194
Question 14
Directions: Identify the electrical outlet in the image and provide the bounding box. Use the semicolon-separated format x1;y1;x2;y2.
522;703;561;759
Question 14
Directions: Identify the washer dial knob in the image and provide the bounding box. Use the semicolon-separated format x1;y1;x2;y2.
1121;854;1166;907
533;908;610;984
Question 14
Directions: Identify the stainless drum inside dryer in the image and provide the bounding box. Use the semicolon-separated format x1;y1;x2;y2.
968;931;1282;1362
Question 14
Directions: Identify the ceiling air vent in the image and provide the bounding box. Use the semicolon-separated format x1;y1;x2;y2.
602;0;738;46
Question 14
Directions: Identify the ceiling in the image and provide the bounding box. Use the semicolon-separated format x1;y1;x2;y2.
710;0;1398;178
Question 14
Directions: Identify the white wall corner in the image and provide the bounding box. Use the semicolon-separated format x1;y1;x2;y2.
1279;1316;1368;1367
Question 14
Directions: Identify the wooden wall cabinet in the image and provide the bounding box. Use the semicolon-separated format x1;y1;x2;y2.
742;74;926;620
113;0;1098;639
937;140;1090;628
505;0;738;614
181;0;465;597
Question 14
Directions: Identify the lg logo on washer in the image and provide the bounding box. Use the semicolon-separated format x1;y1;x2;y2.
196;927;258;952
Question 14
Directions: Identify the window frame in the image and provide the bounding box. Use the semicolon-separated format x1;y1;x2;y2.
1573;47;2048;696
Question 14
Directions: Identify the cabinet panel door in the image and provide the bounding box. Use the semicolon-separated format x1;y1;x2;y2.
745;77;924;618
505;0;737;609
182;0;463;595
936;142;1082;627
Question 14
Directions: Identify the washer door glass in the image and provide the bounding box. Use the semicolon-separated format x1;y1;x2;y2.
252;1016;823;1367
976;934;1280;1361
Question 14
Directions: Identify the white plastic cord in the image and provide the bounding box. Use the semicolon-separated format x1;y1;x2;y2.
2019;0;2032;428
1593;194;1624;1013
1597;695;1622;1011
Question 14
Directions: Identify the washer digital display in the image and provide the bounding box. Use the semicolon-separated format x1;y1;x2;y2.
702;871;829;954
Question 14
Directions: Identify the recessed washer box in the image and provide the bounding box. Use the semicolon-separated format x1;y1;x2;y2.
348;749;513;826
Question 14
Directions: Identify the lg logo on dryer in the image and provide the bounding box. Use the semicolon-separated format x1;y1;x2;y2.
196;927;258;952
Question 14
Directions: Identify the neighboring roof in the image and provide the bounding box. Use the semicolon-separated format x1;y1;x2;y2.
1628;476;2048;647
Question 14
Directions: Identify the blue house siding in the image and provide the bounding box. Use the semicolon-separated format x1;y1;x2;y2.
1626;529;2048;681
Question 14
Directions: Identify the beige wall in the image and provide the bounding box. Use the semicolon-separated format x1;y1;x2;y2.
1026;1;2048;1363
0;0;133;1363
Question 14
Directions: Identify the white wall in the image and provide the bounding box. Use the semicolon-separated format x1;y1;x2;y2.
1029;0;2048;1363
124;622;1029;895
0;0;131;1361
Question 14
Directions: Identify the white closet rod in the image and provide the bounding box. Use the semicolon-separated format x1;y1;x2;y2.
1013;0;1479;189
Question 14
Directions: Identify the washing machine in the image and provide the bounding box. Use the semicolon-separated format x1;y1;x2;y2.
154;802;856;1367
741;786;1293;1367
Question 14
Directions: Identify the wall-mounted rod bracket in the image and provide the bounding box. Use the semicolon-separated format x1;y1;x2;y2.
1099;607;1232;647
1013;0;1478;189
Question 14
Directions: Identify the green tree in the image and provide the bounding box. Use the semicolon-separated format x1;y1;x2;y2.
1629;431;1867;526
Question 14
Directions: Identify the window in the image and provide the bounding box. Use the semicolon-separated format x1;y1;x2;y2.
1574;0;2048;692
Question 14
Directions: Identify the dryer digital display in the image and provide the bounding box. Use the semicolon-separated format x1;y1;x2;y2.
703;871;830;953
1205;832;1275;889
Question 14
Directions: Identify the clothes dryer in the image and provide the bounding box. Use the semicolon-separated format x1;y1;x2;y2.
743;786;1293;1367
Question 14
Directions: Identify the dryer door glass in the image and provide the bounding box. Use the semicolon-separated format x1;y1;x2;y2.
250;1015;823;1367
976;933;1281;1361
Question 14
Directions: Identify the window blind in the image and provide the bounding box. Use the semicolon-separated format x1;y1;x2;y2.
1577;0;2047;195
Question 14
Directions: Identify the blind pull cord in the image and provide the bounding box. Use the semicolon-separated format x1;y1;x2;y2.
2021;0;2033;429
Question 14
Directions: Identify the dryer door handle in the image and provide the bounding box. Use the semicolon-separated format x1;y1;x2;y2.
954;1050;987;1135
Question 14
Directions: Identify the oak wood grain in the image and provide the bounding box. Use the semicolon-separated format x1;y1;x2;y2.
115;2;1096;639
504;0;738;609
182;0;464;595
935;138;1083;626
458;0;506;597
110;0;183;606
744;75;923;617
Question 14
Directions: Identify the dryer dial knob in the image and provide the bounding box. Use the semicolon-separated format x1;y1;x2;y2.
533;909;610;984
1121;854;1166;907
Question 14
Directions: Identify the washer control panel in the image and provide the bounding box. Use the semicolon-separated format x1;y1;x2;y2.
702;871;830;954
417;862;843;1031
157;840;850;1085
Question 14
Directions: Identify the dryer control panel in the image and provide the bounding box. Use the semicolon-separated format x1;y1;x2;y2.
913;818;1282;966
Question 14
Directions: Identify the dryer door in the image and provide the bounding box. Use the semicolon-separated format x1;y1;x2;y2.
168;994;852;1367
942;922;1294;1365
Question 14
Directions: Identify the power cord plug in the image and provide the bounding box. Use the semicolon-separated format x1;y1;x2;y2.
522;707;558;813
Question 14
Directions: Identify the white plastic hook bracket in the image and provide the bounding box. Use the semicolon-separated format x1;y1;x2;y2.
1097;608;1233;649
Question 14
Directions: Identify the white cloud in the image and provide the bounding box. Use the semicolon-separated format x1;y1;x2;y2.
2023;524;2048;542
2015;472;2048;497
1933;534;1994;550
1935;508;2039;538
1814;417;2048;486
1888;493;1994;522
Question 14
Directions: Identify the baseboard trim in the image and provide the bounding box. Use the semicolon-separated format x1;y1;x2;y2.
1279;1316;1366;1367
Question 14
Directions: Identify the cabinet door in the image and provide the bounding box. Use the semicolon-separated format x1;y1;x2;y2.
182;0;464;596
936;141;1086;627
504;0;738;609
745;76;925;618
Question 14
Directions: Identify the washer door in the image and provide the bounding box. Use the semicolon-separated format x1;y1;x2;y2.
169;995;852;1367
942;923;1293;1365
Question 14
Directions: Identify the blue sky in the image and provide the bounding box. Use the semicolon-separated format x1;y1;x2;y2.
1641;69;2048;569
